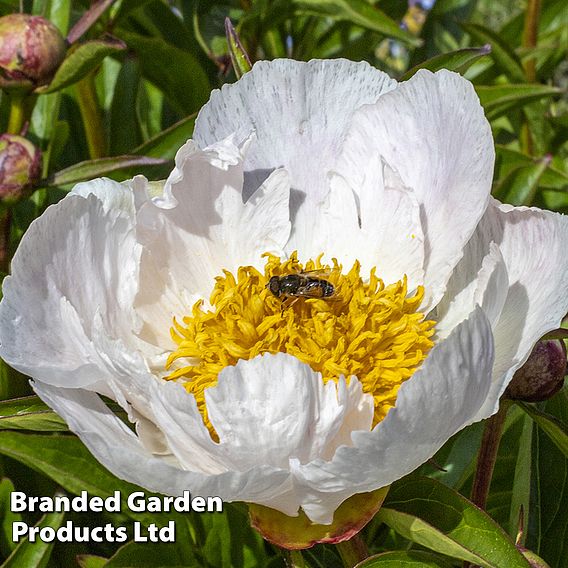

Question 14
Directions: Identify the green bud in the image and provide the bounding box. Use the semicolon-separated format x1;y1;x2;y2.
0;134;41;204
505;339;567;402
0;13;66;91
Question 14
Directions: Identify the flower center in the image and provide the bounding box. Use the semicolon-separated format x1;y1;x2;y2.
166;253;435;431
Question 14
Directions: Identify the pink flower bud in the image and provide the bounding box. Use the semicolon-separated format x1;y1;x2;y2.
0;14;66;91
0;134;41;203
505;339;567;402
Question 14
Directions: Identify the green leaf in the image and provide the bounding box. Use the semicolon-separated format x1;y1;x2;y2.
133;114;196;159
104;540;200;567
0;396;67;432
475;85;561;118
0;432;169;528
38;37;127;94
76;556;108;568
495;146;568;192
48;155;168;186
1;508;65;568
518;401;568;459
528;388;568;567
493;155;552;205
291;0;421;46
376;477;530;568
461;22;525;82
356;550;454;567
401;45;492;80
109;58;143;155
0;478;21;556
117;31;210;116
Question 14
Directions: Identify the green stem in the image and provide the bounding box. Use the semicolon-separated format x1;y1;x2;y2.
521;0;541;156
464;401;511;568
337;535;369;567
75;72;106;159
7;93;27;134
284;550;306;568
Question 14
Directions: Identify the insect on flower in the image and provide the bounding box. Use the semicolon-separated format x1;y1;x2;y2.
266;270;336;308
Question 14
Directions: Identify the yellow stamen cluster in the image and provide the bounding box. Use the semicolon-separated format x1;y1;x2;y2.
166;253;435;430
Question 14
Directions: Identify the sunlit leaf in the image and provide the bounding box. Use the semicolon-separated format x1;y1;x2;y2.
401;45;491;80
476;84;561;113
376;477;530;567
133;114;196;159
48;155;168;186
493;155;552;205
0;396;67;431
1;508;65;568
0;478;21;556
291;0;421;46
38;37;127;94
356;550;454;567
461;22;525;82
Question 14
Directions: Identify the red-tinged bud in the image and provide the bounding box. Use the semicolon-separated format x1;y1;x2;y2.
0;134;41;203
0;14;66;91
505;340;567;402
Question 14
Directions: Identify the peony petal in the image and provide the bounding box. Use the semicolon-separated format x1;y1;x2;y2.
0;181;142;387
293;307;494;524
193;59;397;257
133;137;291;351
470;200;568;419
32;381;295;509
205;353;374;469
337;70;494;309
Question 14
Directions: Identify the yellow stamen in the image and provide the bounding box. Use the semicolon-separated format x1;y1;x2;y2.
166;252;435;432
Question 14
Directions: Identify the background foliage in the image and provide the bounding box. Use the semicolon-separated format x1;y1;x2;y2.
0;0;566;566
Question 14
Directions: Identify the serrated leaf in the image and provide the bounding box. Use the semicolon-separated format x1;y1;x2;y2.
38;37;127;94
134;115;196;159
0;396;67;431
376;477;530;568
401;45;492;80
356;550;454;567
48;155;168;186
0;478;21;556
461;22;525;82
291;0;421;46
2;508;65;568
518;401;568;459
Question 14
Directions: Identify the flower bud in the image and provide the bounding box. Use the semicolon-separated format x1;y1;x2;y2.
0;134;41;203
505;340;567;402
0;14;66;91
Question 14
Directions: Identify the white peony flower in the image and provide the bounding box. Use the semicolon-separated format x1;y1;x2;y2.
1;59;567;541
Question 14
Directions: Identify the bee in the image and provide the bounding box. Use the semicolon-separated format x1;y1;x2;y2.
266;272;335;305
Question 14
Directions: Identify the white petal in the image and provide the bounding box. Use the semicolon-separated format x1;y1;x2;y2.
293;307;494;524
0;184;142;387
434;241;508;339
471;200;568;419
194;59;397;256
337;70;494;309
133;137;291;350
33;381;293;508
205;353;374;469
